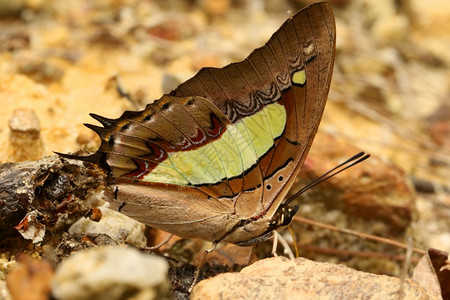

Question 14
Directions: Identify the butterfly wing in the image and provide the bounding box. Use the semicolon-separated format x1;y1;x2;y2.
65;2;336;244
88;94;252;241
171;2;336;223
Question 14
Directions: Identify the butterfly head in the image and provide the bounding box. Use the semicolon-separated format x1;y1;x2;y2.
270;204;299;229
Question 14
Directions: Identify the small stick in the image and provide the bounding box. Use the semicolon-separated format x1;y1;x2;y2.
297;244;420;263
144;234;174;250
398;236;413;300
293;216;426;255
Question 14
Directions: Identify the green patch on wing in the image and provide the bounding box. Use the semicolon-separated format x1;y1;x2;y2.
142;102;287;185
292;70;306;86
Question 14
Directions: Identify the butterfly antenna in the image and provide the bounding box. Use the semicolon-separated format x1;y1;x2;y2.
285;152;370;206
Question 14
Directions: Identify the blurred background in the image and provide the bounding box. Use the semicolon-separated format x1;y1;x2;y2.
0;0;449;278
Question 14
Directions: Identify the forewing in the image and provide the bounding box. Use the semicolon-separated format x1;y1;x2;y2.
172;2;336;218
67;2;336;242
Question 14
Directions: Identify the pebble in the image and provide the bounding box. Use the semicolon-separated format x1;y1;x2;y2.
7;108;44;162
69;206;147;248
52;246;169;300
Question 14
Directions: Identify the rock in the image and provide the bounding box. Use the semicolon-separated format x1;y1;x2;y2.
69;206;147;248
51;246;169;300
7;108;44;162
17;59;65;84
0;280;11;300
0;26;29;52
191;256;431;299
54;233;119;262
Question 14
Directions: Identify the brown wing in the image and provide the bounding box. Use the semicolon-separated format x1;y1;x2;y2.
171;2;336;219
60;2;335;243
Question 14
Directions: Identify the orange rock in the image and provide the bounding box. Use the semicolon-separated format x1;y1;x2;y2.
191;256;430;299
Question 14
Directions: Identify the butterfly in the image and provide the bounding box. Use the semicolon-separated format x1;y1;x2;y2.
60;2;336;248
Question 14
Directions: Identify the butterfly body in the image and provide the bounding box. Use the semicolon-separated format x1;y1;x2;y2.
62;2;336;245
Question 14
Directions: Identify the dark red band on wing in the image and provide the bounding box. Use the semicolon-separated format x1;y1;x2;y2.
191;127;206;144
175;138;191;149
144;141;168;162
119;110;226;180
207;113;224;138
125;159;158;180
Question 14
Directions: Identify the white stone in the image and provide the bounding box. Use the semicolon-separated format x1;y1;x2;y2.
51;246;168;300
0;280;12;300
69;206;147;248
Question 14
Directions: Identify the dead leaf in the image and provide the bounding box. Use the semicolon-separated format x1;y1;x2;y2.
413;248;450;300
6;255;54;300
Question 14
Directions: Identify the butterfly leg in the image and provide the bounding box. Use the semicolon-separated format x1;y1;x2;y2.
278;232;295;259
246;245;255;266
271;231;295;259
189;242;218;292
271;231;279;257
145;233;174;250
